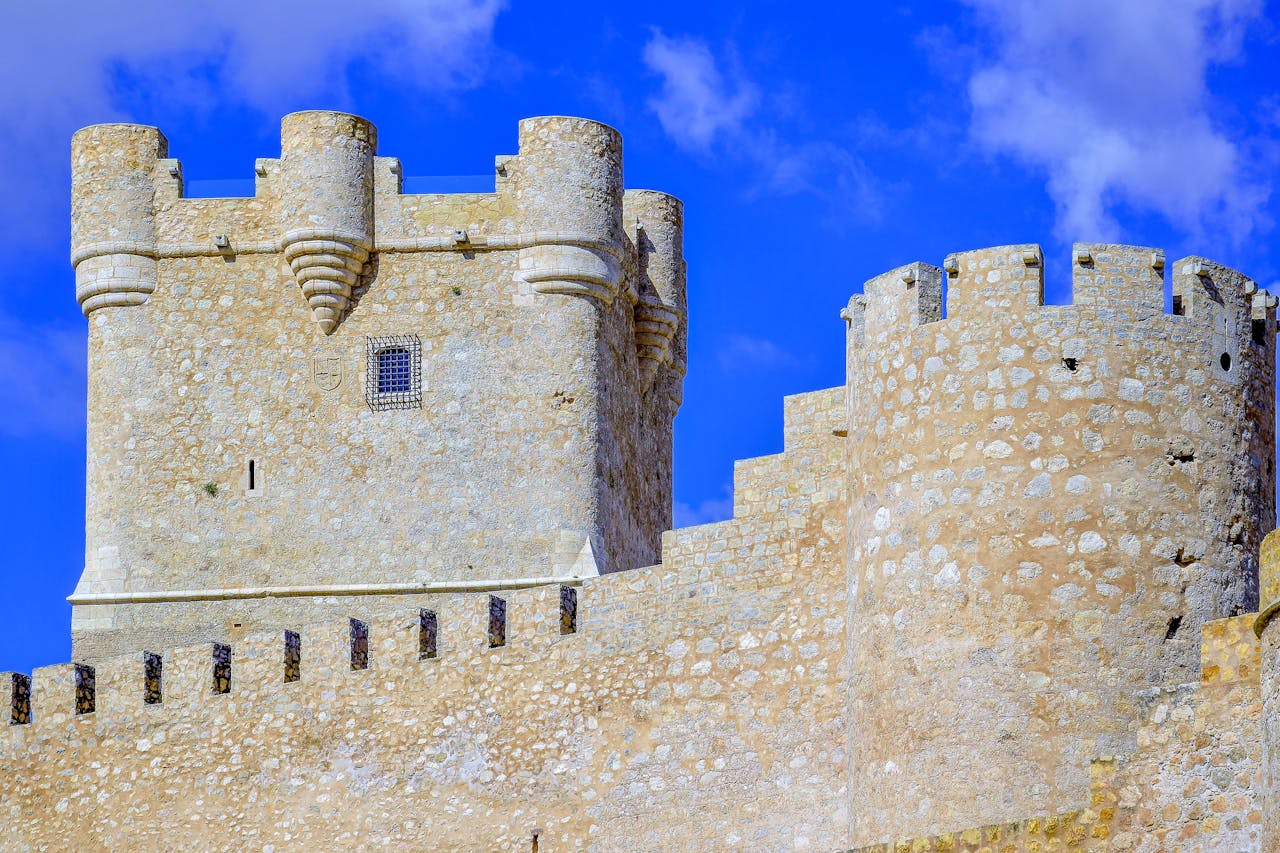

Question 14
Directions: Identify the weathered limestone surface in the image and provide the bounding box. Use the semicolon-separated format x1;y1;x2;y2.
2;112;1278;851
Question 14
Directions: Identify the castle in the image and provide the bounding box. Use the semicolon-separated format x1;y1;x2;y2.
0;111;1277;851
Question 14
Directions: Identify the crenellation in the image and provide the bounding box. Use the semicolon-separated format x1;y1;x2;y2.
944;243;1045;315
859;261;944;342
161;642;227;709
230;627;298;691
1174;254;1259;320
94;651;158;718
1070;242;1165;316
29;663;80;725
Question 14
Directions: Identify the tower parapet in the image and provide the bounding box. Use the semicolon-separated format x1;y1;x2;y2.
844;242;1275;843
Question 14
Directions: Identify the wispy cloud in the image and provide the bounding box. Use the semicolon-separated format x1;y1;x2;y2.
0;0;507;246
0;315;85;441
673;486;734;528
641;30;881;223
717;334;807;374
643;31;758;153
963;0;1270;243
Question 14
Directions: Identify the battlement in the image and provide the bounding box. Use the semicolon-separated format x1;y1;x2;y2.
5;582;581;736
844;243;1275;351
70;111;685;376
68;113;686;341
36;104;1280;848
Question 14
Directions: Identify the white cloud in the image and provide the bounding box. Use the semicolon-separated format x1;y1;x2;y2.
759;138;883;218
0;0;506;245
717;334;805;373
964;0;1269;242
673;487;734;528
641;31;880;222
0;314;85;440
642;30;758;152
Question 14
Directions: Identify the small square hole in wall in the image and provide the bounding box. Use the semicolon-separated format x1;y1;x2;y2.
74;664;96;715
284;630;301;683
9;673;29;725
350;619;369;670
212;644;231;694
419;610;438;660
366;334;422;411
488;596;507;648
143;653;162;705
560;586;578;635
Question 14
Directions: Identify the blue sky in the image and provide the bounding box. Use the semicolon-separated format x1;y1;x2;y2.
1;0;1278;672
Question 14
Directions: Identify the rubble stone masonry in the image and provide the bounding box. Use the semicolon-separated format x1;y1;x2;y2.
0;113;1277;851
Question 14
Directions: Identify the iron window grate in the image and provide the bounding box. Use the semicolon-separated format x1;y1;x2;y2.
366;334;422;411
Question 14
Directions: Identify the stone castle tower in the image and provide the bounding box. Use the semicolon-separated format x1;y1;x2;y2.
1;113;1279;851
69;112;686;659
842;246;1276;838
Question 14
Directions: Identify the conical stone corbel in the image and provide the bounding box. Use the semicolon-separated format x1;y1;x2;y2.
282;230;370;335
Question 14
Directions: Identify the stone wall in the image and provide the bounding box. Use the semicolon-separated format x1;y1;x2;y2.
1110;613;1263;850
0;386;850;852
1;351;1275;850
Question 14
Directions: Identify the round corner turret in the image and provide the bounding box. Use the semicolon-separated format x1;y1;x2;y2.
512;116;625;305
71;123;170;316
278;110;378;335
624;190;686;394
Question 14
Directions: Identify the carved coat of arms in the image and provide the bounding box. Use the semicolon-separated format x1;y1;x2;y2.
313;355;342;391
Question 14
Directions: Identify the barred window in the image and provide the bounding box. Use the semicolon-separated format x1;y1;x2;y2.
366;334;422;410
377;348;412;394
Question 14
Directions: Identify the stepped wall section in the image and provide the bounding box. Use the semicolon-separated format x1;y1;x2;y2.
0;387;849;852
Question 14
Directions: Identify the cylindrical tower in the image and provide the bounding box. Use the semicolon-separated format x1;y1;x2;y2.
514;116;623;303
623;189;687;556
624;190;686;394
845;243;1275;842
71;124;166;314
278;110;377;335
507;117;635;574
70;124;168;637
